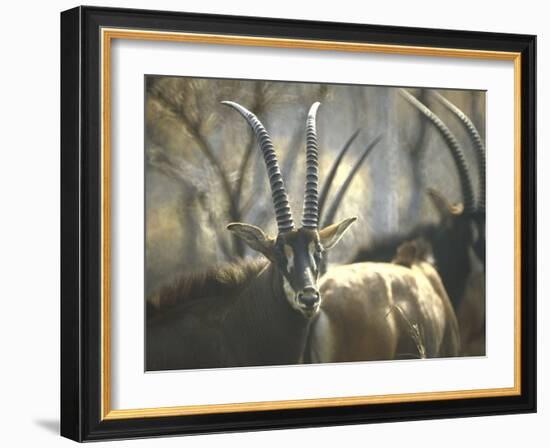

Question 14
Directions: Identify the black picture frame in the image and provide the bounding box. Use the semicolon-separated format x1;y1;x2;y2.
61;5;536;442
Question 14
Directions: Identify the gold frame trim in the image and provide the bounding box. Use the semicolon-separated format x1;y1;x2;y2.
100;28;522;421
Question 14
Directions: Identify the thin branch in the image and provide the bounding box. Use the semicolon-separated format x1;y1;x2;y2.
151;89;245;256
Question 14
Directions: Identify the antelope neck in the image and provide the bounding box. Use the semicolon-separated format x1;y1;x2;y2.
223;262;312;367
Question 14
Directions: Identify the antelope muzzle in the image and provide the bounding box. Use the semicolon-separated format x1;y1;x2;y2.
296;286;321;316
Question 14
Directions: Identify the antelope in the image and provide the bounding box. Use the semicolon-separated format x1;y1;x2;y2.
352;89;486;356
146;101;356;370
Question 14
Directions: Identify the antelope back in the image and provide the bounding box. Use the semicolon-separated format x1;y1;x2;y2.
309;258;460;363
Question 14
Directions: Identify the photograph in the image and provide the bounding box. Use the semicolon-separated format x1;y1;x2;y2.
144;76;486;371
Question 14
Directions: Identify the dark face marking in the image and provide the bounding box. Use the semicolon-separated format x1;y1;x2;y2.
274;228;324;317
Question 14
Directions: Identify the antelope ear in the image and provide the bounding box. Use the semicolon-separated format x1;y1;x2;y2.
227;223;274;257
427;188;464;217
319;217;357;250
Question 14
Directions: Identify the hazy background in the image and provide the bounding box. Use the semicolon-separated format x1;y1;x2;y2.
145;76;485;297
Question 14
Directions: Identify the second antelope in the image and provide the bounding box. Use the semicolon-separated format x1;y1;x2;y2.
353;89;486;356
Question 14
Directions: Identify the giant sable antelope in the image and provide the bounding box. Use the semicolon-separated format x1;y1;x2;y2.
146;101;356;370
352;89;486;356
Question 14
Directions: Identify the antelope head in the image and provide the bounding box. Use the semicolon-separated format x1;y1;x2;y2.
223;101;356;318
399;89;486;265
426;188;482;269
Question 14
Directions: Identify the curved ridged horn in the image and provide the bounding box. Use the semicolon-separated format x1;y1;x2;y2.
302;102;321;229
222;101;295;233
398;89;475;214
431;92;486;212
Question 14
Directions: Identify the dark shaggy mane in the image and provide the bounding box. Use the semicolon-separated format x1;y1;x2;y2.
147;258;269;316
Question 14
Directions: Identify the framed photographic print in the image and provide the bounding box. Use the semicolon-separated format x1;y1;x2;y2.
60;6;536;441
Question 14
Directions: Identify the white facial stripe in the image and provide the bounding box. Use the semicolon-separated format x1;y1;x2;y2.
282;276;297;308
284;244;294;273
308;241;316;257
304;267;315;285
308;240;318;273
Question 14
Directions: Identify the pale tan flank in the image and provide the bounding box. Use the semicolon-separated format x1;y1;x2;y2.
310;258;460;363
